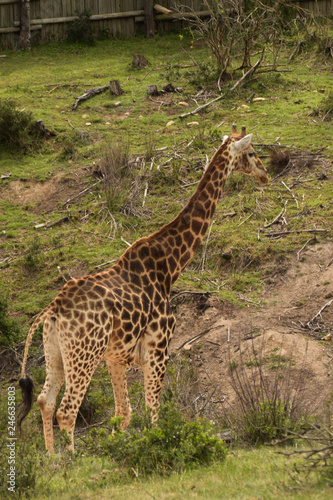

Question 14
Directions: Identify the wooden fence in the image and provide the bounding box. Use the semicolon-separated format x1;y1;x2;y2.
0;1;332;49
0;1;208;49
297;0;332;15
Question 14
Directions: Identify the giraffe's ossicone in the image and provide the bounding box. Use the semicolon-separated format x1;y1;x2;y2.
18;126;269;453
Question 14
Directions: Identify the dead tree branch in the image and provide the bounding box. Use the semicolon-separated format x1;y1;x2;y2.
179;52;264;119
306;299;333;328
263;229;328;238
177;325;222;350
72;80;123;110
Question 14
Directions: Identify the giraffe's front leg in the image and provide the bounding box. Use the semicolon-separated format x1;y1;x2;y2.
142;356;168;423
106;361;131;429
141;313;176;422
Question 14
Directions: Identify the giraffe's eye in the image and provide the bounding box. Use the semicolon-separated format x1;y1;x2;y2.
248;152;255;158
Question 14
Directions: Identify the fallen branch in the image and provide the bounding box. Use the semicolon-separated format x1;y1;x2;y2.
142;158;154;208
72;84;110;110
237;213;253;227
263;229;327;238
179;93;224;119
179;51;264;119
326;256;333;268
177;325;222;350
72;80;123;110
35;215;71;230
264;201;288;228
0;257;12;267
306;299;333;328
63;180;102;206
296;238;315;261
94;259;117;269
281;180;299;208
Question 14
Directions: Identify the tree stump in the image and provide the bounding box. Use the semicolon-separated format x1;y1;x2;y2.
147;85;159;96
110;80;124;96
133;54;148;68
163;83;175;93
35;120;56;138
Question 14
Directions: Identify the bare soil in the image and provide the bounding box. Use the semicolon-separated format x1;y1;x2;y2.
5;168;88;213
171;242;333;415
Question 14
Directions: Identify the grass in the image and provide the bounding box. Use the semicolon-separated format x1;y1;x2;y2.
4;445;331;500
0;32;332;325
0;29;332;498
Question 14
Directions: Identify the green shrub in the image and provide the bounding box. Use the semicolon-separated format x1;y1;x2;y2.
22;236;44;272
242;398;304;444
67;10;95;45
228;337;308;445
312;92;333;122
89;402;226;475
0;99;40;153
0;287;20;346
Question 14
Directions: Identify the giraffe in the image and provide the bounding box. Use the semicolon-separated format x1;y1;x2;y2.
18;126;269;453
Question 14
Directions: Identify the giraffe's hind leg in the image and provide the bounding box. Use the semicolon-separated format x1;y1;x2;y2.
37;319;64;453
106;361;131;429
56;326;111;452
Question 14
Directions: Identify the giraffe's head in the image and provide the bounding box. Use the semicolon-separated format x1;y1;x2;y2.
223;125;269;185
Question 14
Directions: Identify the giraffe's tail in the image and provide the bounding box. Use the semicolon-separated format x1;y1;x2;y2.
18;307;49;431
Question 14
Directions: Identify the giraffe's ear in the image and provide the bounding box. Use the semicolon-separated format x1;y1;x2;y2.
222;135;229;144
233;134;253;152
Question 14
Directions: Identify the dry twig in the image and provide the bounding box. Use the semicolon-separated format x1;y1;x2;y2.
306;299;333;328
177;325;222;350
264;201;288;228
199;220;215;271
296;238;315;261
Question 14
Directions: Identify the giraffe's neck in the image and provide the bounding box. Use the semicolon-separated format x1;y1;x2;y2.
116;141;231;296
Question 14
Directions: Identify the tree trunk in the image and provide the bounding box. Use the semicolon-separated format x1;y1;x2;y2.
144;0;154;38
19;0;31;50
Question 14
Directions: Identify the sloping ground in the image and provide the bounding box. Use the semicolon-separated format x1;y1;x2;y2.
172;242;333;414
1;158;332;419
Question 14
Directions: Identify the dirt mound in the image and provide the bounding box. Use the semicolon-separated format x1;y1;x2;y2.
5;168;88;212
171;242;333;414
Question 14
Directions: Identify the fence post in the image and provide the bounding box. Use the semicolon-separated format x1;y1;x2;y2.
144;0;154;37
19;0;31;50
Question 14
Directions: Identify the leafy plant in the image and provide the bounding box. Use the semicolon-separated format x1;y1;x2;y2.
228;336;308;444
0;99;40;153
89;401;226;475
67;10;94;45
0;287;20;346
312;92;333;122
22;236;44;272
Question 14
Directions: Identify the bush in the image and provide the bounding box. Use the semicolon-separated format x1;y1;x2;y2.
22;236;44;272
67;11;94;45
312;92;333;122
0;99;40;153
228;335;308;444
0;287;20;346
89;402;227;475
